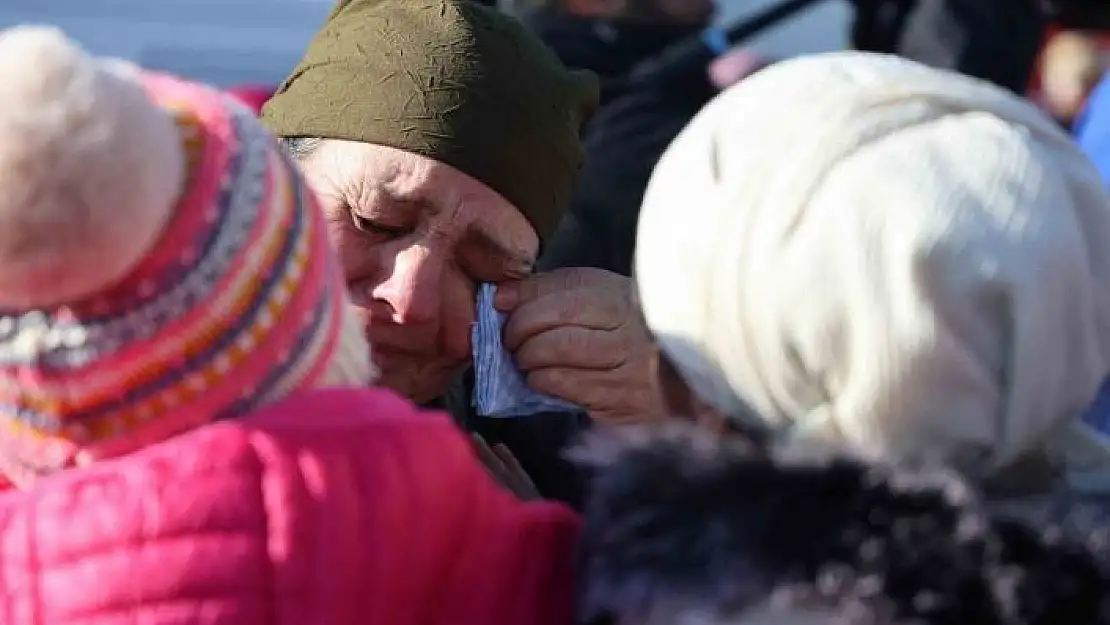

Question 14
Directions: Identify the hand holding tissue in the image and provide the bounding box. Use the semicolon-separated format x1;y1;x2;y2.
472;283;581;418
478;268;662;423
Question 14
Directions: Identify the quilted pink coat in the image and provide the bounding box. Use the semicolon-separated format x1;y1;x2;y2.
0;388;580;625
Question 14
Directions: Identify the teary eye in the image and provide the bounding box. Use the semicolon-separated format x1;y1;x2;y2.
349;210;411;238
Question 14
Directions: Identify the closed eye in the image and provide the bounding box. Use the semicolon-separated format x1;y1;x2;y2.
456;229;534;282
349;211;411;238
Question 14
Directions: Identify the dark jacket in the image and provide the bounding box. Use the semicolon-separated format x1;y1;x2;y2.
850;0;1047;94
435;368;592;508
527;11;717;276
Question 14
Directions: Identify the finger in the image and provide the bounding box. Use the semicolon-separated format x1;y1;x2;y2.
471;434;503;470
525;367;634;408
492;443;523;472
527;367;660;422
590;407;666;426
468;432;508;477
502;290;627;351
492;444;539;499
472;435;521;492
514;325;627;372
495;267;623;311
493;279;524;311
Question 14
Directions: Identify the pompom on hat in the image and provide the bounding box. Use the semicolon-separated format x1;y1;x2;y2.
0;26;374;487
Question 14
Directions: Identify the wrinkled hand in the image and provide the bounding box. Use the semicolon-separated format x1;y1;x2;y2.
495;267;663;424
472;435;540;501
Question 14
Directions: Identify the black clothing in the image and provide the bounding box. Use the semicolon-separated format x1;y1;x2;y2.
850;0;1048;94
527;11;717;276
523;12;708;104
434;368;591;508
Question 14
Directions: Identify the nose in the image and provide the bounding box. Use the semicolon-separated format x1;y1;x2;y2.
371;244;441;325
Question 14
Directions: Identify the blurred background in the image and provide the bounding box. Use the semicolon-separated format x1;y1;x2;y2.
0;0;850;88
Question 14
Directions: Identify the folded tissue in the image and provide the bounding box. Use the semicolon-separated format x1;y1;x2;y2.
472;283;581;418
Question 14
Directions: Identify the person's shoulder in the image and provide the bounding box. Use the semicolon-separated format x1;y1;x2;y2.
238;387;474;461
245;387;449;429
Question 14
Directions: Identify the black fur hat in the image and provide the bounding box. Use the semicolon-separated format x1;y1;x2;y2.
573;425;1110;625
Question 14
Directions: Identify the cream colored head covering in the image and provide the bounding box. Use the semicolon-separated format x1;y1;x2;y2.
636;51;1110;490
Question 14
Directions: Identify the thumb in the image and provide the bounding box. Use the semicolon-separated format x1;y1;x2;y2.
495;268;606;311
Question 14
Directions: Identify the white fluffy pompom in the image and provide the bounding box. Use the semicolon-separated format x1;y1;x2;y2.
0;26;184;308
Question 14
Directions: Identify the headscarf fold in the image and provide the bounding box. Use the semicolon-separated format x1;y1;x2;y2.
262;0;599;241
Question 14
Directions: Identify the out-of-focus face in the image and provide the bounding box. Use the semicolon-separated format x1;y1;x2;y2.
1040;32;1106;126
300;139;539;403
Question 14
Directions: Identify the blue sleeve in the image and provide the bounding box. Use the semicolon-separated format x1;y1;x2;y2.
1075;75;1110;190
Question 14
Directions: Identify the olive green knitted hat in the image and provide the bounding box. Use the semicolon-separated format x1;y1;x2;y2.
262;0;598;241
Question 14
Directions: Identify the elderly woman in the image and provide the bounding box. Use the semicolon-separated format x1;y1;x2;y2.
263;0;662;503
635;50;1110;529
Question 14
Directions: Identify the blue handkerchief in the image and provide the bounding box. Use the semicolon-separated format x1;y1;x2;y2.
472;283;581;418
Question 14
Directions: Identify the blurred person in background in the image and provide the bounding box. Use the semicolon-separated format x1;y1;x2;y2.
516;0;715;86
264;0;666;507
511;0;765;276
1070;38;1110;194
708;48;772;91
849;0;1047;94
1039;30;1106;129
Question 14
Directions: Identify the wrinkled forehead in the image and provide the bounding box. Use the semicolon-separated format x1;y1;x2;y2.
418;161;540;261
315;138;540;260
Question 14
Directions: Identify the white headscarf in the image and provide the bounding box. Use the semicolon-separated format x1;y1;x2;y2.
636;51;1110;489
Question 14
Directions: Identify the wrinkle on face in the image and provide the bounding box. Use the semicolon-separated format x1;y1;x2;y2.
298;138;539;402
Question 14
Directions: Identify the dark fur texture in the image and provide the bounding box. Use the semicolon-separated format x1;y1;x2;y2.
573;425;1110;625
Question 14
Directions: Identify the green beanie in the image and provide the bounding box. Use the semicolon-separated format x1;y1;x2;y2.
262;0;599;241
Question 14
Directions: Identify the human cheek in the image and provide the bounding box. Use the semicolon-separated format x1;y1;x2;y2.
438;265;477;362
324;220;382;309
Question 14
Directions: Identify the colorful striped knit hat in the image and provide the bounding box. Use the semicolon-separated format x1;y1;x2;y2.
0;27;373;487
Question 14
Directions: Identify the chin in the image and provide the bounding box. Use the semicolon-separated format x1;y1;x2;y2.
377;374;446;404
374;362;463;405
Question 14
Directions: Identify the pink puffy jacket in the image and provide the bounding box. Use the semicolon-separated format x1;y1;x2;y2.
0;388;580;625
